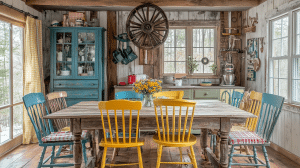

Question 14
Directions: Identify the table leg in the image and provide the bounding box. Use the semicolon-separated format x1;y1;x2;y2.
73;119;82;168
97;129;104;166
200;128;209;161
220;118;230;168
91;130;97;158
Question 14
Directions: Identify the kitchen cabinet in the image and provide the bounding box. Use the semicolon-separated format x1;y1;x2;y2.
50;27;105;106
115;86;245;100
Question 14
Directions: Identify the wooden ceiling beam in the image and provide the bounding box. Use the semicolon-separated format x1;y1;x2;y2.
26;0;260;8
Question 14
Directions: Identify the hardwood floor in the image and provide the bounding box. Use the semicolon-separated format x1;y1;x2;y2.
0;133;299;168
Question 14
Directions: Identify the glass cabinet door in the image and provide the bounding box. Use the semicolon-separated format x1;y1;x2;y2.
77;31;96;77
55;32;72;77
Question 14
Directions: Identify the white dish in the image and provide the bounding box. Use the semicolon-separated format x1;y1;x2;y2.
60;70;70;76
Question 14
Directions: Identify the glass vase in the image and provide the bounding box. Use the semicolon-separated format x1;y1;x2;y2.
143;93;153;107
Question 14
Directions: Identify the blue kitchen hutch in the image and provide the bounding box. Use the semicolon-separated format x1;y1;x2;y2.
49;27;105;106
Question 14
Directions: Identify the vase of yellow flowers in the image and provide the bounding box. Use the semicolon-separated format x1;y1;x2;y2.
133;79;162;107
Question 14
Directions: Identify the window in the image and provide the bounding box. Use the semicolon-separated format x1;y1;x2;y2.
268;9;300;103
163;27;216;74
0;20;23;144
269;16;289;99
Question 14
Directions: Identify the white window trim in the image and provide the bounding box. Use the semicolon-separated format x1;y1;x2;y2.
267;8;300;104
161;26;217;76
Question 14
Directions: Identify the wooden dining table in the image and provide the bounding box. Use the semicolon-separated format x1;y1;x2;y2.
43;100;256;168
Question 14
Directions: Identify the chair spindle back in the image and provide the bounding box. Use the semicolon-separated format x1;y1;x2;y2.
231;91;244;108
115;91;143;101
46;91;69;131
256;93;284;142
153;99;196;143
153;91;184;99
245;91;263;131
23;93;54;144
220;90;231;104
98;100;142;144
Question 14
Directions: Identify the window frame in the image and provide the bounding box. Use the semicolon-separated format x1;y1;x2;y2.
161;25;218;76
267;8;300;104
0;20;24;146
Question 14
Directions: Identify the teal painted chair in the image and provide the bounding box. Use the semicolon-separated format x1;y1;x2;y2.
231;91;244;107
115;91;143;101
228;93;285;168
23;93;89;167
210;91;244;153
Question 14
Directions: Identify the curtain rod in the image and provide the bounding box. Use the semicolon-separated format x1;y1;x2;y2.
0;1;38;19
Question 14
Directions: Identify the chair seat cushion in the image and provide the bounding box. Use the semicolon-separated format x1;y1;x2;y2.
41;130;88;142
229;131;266;145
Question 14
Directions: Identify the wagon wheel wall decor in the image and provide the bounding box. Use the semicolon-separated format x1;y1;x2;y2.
126;3;169;50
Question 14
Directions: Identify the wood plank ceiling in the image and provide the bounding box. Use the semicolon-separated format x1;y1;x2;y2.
24;0;266;11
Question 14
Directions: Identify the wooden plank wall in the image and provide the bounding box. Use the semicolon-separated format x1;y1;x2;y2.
242;0;300;159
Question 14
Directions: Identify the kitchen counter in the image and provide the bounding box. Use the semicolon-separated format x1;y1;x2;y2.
114;85;245;89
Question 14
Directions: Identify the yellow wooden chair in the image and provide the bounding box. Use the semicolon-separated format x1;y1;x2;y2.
231;91;263;132
98;100;144;168
153;91;184;99
153;99;197;168
46;91;70;132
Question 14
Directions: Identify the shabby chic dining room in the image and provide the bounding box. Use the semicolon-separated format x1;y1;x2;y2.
0;0;300;168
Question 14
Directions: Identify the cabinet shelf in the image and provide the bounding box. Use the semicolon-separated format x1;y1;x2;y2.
78;61;95;63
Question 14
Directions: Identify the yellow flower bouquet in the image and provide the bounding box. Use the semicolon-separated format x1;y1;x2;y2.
133;79;162;95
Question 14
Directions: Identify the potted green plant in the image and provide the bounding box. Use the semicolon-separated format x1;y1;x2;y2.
187;55;199;75
209;64;218;74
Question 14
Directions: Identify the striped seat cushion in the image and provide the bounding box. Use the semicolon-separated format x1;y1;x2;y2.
229;131;266;145
41;130;88;142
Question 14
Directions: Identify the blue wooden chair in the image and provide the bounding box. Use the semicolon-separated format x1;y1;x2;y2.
210;91;244;153
115;91;143;101
23;93;90;167
231;91;244;107
228;93;285;168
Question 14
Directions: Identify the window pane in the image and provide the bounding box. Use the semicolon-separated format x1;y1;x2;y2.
176;62;185;73
13;104;23;138
165;29;174;47
298;11;300;34
204;48;214;61
282;17;289;37
282;37;288;56
269;78;274;94
196;61;203;73
293;58;300;79
164;48;174;61
0;108;10;144
279;59;288;78
297;35;300;55
193;29;203;47
176;48;185;61
175;29;185;47
273;78;279;95
204;62;213;73
164;62;175;73
273;60;279;78
0;21;11;106
204;29;214;47
279;79;288;99
193;48;203;61
292;80;300;102
272;39;282;57
13;26;23;104
273;19;282;39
